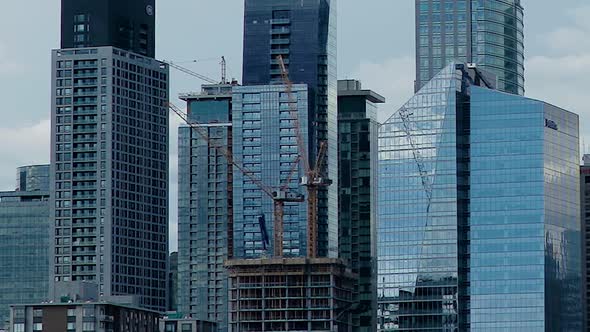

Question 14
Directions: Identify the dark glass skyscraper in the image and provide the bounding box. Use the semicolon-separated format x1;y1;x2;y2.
415;0;524;95
242;0;338;258
338;80;384;331
61;0;156;58
378;63;581;331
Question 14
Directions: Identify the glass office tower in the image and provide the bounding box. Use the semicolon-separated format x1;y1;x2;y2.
378;63;581;331
0;166;50;330
338;80;384;331
232;84;310;258
49;47;169;311
178;84;234;331
415;0;524;95
242;0;338;257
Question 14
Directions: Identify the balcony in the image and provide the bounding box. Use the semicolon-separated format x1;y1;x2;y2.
271;27;290;34
270;38;290;45
270;19;290;25
270;49;290;55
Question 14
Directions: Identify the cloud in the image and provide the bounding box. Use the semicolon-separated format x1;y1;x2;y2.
542;5;590;55
0;119;50;191
352;56;416;123
526;4;590;154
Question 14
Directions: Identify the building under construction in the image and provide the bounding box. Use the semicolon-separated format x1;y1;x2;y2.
226;257;357;332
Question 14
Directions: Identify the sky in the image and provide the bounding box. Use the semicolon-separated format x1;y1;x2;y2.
0;0;588;252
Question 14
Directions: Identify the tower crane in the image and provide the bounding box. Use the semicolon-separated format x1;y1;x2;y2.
168;102;304;257
277;55;331;259
162;57;228;84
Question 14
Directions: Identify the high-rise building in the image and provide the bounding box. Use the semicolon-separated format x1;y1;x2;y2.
51;0;168;312
231;84;310;258
49;46;169;311
581;155;590;331
415;0;524;95
177;84;235;331
0;166;50;331
61;0;156;58
242;0;338;258
378;63;582;331
337;80;384;331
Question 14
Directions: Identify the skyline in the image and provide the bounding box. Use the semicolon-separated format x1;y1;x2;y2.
1;0;589;252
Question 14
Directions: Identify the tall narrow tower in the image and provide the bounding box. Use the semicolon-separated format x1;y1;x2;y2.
50;0;169;311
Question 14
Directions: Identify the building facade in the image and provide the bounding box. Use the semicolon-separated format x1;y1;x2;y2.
177;84;234;331
0;166;50;331
242;0;339;258
581;155;590;331
337;80;384;331
49;46;169;311
415;0;524;95
231;84;309;258
9;302;160;332
378;63;581;331
61;0;156;57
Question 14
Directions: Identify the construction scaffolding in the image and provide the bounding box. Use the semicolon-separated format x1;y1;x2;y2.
226;258;357;332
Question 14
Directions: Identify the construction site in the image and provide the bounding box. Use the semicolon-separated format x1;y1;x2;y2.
169;55;358;331
226;257;356;332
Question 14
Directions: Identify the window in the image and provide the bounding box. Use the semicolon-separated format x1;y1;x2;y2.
33;323;43;331
13;324;25;332
83;322;95;331
181;323;192;332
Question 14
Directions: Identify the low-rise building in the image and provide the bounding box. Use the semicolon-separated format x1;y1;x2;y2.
9;302;160;332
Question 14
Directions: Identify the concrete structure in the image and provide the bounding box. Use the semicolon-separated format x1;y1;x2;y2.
378;63;581;331
242;0;339;258
9;302;160;332
337;80;384;331
0;166;50;331
226;257;356;332
177;84;235;331
60;0;156;58
231;84;309;258
49;46;169;311
415;0;525;95
161;315;216;332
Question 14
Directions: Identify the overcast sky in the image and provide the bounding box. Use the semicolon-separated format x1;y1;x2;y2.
1;0;588;252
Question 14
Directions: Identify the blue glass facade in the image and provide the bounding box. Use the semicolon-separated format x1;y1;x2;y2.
243;0;338;257
0;167;50;330
177;84;234;332
232;84;310;258
416;0;525;95
378;65;462;331
378;63;582;331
